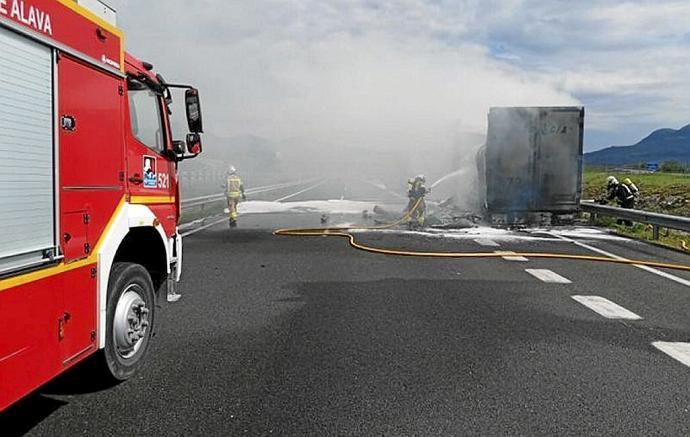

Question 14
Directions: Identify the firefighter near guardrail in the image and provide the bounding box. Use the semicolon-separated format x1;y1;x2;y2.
596;176;636;226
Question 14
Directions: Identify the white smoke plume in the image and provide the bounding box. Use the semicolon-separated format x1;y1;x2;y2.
110;1;580;200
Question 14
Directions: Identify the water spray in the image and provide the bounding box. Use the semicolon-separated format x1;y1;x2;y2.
431;168;467;189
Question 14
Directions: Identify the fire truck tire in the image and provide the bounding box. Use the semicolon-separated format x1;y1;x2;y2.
102;262;156;381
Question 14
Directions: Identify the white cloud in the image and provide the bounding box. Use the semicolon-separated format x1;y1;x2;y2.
589;1;690;40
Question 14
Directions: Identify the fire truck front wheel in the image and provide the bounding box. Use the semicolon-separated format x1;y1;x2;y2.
103;262;156;381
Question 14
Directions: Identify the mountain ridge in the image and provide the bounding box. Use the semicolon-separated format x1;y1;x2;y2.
585;124;690;166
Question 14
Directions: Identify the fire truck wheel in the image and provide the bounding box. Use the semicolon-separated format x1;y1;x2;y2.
103;262;156;381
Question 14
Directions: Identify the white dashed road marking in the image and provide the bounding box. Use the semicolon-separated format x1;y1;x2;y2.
525;269;572;284
475;238;499;247
571;295;642;320
652;342;690;368
495;251;528;262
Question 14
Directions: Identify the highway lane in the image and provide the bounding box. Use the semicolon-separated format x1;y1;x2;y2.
4;177;690;436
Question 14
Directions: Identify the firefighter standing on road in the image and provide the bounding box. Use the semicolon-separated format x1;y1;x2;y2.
604;176;634;225
225;166;246;227
406;174;430;229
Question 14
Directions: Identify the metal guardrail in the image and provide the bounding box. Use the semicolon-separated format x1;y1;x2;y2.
581;200;690;239
180;193;225;210
180;179;320;211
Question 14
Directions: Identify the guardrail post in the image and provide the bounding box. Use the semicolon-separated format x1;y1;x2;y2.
652;225;660;240
589;212;597;225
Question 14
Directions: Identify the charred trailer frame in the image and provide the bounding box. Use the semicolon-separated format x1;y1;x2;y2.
481;106;584;225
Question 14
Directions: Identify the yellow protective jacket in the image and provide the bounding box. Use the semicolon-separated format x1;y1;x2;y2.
226;175;244;198
408;180;428;200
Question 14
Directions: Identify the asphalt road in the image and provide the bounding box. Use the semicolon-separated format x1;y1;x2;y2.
4;178;690;436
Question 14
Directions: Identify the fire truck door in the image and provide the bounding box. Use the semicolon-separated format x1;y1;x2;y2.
58;55;124;261
125;78;177;238
58;55;124;361
125;78;175;204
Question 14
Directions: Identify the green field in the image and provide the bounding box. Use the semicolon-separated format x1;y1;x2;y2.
582;169;690;251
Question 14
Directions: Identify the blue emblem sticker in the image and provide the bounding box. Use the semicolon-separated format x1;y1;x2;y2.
143;156;157;188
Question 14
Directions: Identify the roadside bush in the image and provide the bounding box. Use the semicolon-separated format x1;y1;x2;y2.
659;160;688;173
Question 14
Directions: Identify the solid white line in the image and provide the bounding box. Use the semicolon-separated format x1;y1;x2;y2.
549;232;690;288
525;269;572;284
244;181;294;194
246;179;317;195
274;180;326;202
652;342;690;368
571;295;642;320
634;264;690;287
474;238;500;247
363;180;407;200
180;217;227;237
494;251;528;262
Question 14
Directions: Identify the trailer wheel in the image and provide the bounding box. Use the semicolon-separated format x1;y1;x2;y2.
102;262;156;381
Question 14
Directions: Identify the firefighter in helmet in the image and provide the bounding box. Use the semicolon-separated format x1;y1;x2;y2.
406;174;430;229
404;176;416;217
225;166;246;227
604;176;634;225
623;177;640;201
604;176;618;200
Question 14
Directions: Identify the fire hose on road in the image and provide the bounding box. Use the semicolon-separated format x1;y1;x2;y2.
274;199;690;273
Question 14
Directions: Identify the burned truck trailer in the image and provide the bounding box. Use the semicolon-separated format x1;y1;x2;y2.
479;106;584;224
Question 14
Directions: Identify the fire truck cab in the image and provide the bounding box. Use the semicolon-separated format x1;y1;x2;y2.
0;0;203;410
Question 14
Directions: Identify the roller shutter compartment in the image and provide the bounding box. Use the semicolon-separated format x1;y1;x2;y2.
0;27;56;274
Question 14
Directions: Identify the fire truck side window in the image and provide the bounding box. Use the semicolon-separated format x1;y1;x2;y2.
128;79;166;153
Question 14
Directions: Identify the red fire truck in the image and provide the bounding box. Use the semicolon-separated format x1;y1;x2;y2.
0;0;204;410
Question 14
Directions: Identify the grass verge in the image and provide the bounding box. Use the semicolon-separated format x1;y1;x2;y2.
587;216;690;253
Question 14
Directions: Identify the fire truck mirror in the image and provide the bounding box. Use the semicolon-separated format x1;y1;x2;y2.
186;133;202;155
185;88;203;133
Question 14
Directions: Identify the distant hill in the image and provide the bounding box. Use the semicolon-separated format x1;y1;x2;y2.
585;124;690;166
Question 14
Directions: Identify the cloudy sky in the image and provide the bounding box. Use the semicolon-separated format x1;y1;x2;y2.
109;0;690;152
